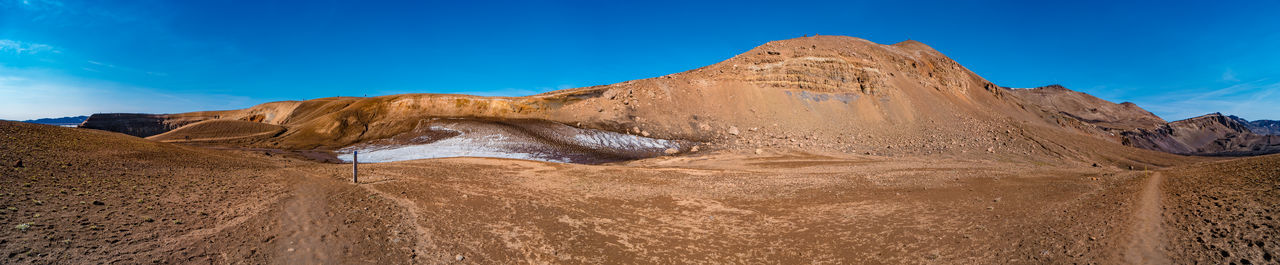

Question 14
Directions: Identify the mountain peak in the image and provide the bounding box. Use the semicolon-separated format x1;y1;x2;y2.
890;39;937;51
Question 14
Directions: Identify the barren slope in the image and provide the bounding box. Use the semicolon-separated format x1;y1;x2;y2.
1006;84;1165;132
79;35;1187;167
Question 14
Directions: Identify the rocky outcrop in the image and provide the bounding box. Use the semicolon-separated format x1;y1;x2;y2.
79;114;173;137
1122;113;1280;155
1228;115;1280;135
79;113;217;138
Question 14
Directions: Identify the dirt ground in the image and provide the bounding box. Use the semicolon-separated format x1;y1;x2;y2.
2;122;1277;264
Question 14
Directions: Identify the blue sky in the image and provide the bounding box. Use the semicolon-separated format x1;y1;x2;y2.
1;0;1277;121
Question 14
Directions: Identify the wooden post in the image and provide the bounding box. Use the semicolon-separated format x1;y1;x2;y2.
353;151;359;184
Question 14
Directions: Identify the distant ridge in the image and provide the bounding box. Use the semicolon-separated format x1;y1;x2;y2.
22;115;89;126
1228;115;1280;135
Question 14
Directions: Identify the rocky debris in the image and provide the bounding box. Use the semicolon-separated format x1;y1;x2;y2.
12;159;21;168
754;148;763;155
455;254;465;261
728;126;740;136
663;148;679;155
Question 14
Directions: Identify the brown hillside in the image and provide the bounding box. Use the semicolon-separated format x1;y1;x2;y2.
80;35;1191;167
1006;84;1166;131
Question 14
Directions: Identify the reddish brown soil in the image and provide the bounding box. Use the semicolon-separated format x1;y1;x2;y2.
5;121;1273;264
1161;153;1280;264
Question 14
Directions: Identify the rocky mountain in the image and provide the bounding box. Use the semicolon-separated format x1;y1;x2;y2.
1007;85;1280;156
1121;113;1280;155
1006;85;1165;132
1228;115;1280;135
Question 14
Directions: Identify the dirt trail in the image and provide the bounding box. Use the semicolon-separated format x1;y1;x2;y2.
275;175;341;264
1124;171;1169;264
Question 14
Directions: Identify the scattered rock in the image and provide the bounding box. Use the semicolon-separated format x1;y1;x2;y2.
727;126;740;135
754;149;763;155
690;146;699;152
663;148;678;155
456;254;465;261
986;147;995;153
640;131;650;137
12;160;21;168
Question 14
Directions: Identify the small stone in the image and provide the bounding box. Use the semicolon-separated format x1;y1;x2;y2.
690;146;699;152
91;201;105;206
727;126;740;135
663;148;678;155
986;147;994;153
754;149;763;155
641;131;650;137
456;254;465;261
287;248;295;252
12;160;21;168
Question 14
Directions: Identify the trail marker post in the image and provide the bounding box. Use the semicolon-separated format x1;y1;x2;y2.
353;151;359;184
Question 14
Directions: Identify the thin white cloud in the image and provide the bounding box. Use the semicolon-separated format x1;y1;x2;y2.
86;60;116;68
0;39;58;55
1132;79;1280;121
82;59;168;76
